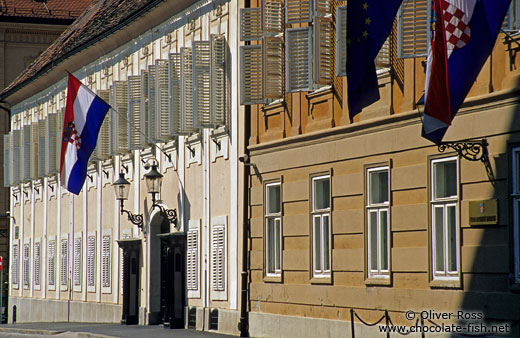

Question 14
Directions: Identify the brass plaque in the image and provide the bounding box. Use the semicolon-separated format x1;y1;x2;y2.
469;199;498;226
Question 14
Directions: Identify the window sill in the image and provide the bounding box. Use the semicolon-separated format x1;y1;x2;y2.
311;276;332;285
365;276;391;286
263;275;282;283
429;278;461;289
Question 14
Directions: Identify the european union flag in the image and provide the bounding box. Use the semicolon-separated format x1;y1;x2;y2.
347;0;403;118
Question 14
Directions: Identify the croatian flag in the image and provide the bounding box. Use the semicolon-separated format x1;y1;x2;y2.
422;0;511;144
60;73;110;194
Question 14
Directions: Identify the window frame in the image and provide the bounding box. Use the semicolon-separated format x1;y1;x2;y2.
264;179;283;281
365;164;391;283
310;171;332;282
429;155;461;287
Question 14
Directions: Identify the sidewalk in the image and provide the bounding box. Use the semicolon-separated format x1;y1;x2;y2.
0;323;236;338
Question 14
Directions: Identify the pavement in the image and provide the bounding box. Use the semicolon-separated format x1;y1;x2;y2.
0;323;236;338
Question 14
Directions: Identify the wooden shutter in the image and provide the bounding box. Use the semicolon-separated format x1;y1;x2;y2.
314;0;332;16
147;65;156;143
48;240;56;287
286;27;313;92
193;40;212;128
60;238;68;289
181;47;197;134
38;119;46;178
240;45;264;105
109;82;129;155
12;243;19;286
286;0;312;24
211;225;225;291
155;59;170;142
335;5;347;76
34;242;41;287
397;0;430;58
94;89;110;160
3;134;10;187
263;0;284;33
314;16;333;85
240;8;262;41
87;235;95;288
211;34;228;127
12;130;21;185
169;53;182;136
23;243;30;287
30;121;38;179
23;125;31;181
45;113;58;175
187;229;199;291
376;38;391;69
262;37;284;100
74;236;81;287
102;234;111;288
128;75;144;150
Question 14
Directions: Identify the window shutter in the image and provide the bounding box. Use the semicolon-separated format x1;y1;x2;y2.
286;0;312;24
376;38;391;69
240;8;262;41
23;124;31;181
286;27;313;92
38;119;46;178
240;45;264;105
314;0;332;16
314;16;333;85
23;243;30;287
12;244;19;286
30;121;39;179
3;134;10;187
169;53;182;136
94;89;110;160
48;240;56;287
60;238;68;289
187;229;199;291
211;34;228;127
128;75;145;150
181;47;197;134
335;5;347;76
109;82;129;155
74;236;81;287
263;37;284;100
87;235;95;288
34;242;41;287
397;0;430;58
45;113;58;175
102;234;111;288
211;225;225;291
12;130;21;185
263;0;284;33
155;59;170;142
147;65;157;143
193;40;212;128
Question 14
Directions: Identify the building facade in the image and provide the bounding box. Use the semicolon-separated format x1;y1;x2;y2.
1;0;244;334
241;0;520;337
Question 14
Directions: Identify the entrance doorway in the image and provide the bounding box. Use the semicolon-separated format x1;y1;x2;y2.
117;239;141;325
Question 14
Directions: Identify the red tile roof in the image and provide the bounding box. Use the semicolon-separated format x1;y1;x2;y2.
0;0;92;20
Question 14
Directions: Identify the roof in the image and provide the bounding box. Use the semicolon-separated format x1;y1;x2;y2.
1;0;164;101
0;0;92;21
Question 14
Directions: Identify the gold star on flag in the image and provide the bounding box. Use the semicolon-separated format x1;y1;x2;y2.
365;17;371;25
363;3;368;10
362;30;369;38
347;38;352;45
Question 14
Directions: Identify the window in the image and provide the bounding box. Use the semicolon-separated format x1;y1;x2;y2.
366;166;390;279
265;182;282;277
23;242;30;288
187;228;199;291
48;239;56;290
430;157;459;281
73;233;82;291
311;174;331;278
397;0;432;58
12;242;19;288
211;216;227;300
504;1;520;31
60;236;68;291
512;147;520;283
87;234;95;291
34;240;41;289
101;232;111;293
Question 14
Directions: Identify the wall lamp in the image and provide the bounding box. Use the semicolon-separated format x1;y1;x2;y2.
112;162;178;237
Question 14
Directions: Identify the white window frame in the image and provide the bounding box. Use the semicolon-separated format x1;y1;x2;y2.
430;156;460;282
47;236;56;291
23;239;30;289
265;182;282;278
366;166;390;279
101;229;112;294
311;174;331;279
60;234;69;291
73;232;82;292
34;238;41;290
210;216;227;301
187;219;200;298
511;147;520;283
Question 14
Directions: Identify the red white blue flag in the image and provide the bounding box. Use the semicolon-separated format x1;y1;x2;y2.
422;0;511;144
60;73;110;194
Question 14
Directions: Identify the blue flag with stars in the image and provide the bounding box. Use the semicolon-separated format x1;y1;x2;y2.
347;0;403;118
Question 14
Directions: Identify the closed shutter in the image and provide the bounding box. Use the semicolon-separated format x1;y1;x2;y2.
87;235;95;287
45;113;57;175
193;41;212;128
314;0;332;16
376;38;391;69
48;240;56;287
181;48;197;134
12;244;19;286
211;225;225;291
23;125;31;181
141;71;150;146
38;119;46;178
12;130;21;184
23;243;30;287
74;236;81;287
60;238;68;289
31;121;38;179
397;0;430;58
286;27;313;92
94;89;110;160
3;134;10;187
240;8;262;41
285;0;312;24
240;45;264;105
34;242;41;287
128;75;144;150
187;229;199;291
155;59;170;142
314;16;333;85
263;0;284;33
102;235;111;288
169;53;182;136
335;5;347;76
211;34;228;127
147;65;156;143
263;37;284;99
109;82;129;155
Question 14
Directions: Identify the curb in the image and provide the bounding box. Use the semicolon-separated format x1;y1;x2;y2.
0;327;118;338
